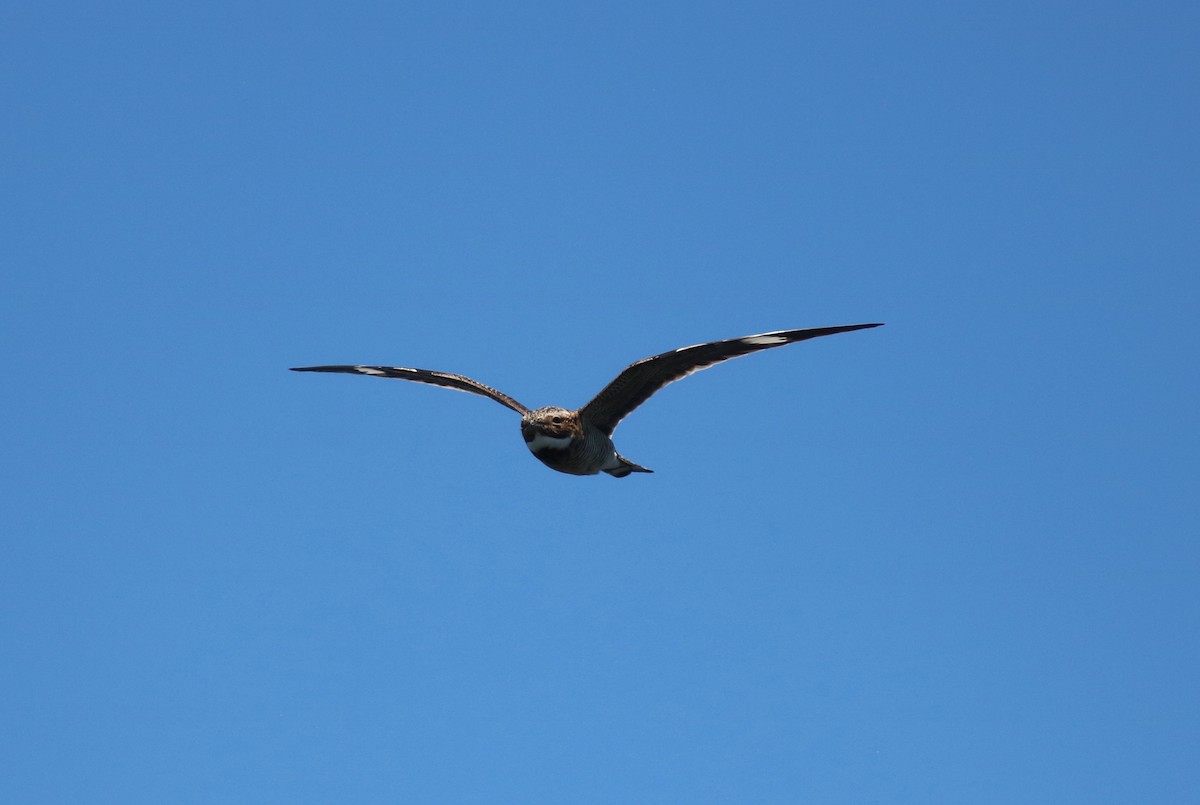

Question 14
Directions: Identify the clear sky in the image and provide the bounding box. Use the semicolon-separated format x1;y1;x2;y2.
3;1;1197;802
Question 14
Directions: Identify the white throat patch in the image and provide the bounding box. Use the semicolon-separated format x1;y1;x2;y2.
525;432;573;452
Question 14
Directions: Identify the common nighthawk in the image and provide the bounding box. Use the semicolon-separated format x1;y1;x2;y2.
292;323;882;477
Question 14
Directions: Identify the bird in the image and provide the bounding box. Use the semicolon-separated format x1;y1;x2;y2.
291;323;882;477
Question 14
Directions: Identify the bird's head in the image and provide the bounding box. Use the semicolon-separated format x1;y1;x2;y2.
521;407;580;449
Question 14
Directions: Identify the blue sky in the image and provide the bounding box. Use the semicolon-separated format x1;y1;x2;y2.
3;1;1197;801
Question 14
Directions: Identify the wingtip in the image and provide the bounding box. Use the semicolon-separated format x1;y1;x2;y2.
828;322;884;334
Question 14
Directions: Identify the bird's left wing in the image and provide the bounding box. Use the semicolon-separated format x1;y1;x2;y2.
579;323;883;435
290;365;529;415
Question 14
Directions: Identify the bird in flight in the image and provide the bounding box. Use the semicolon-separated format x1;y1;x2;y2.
292;323;882;477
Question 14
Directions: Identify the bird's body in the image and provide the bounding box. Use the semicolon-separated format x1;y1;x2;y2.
519;406;650;477
292;323;882;477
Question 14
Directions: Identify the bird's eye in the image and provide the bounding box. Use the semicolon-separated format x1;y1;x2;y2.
551;416;562;424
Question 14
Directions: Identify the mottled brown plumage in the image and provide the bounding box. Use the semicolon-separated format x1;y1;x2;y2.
291;323;882;477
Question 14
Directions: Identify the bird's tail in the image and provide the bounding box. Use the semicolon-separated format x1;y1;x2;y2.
604;453;654;478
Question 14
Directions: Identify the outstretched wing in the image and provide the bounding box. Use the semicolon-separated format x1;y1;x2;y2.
290;365;529;415
579;323;883;435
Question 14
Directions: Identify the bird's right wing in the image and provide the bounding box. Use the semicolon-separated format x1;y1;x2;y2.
290;365;529;415
579;323;883;435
